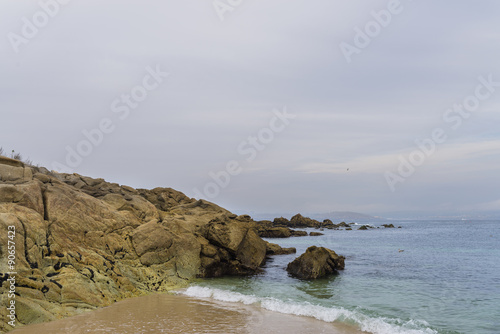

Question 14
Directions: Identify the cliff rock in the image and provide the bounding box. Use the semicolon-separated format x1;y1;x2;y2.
0;158;283;332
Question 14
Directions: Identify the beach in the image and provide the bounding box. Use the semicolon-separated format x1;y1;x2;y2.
10;293;364;334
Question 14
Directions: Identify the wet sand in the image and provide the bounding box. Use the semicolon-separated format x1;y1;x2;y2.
11;293;366;334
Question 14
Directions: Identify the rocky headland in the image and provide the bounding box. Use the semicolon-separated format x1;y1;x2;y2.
0;156;298;332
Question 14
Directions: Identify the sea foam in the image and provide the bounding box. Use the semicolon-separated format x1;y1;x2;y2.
180;286;438;334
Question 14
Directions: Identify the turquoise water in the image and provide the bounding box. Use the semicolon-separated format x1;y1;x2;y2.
182;221;500;334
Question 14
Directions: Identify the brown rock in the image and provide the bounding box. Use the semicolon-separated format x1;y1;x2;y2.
0;167;272;332
286;246;345;279
258;227;292;238
265;242;296;255
291;230;308;237
0;157;32;183
289;214;322;228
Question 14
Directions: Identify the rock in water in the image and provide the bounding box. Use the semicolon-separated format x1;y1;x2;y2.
265;242;296;255
286;246;345;279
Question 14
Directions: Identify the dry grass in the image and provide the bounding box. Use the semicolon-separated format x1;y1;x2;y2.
0;147;35;166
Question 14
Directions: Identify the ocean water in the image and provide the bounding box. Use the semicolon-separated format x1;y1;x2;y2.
181;220;500;334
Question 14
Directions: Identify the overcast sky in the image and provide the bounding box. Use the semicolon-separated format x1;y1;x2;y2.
1;0;499;218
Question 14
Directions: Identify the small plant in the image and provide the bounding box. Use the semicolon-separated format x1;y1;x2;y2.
0;147;35;166
11;150;22;160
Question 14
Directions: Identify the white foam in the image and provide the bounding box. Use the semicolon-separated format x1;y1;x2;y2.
182;286;258;304
180;286;438;334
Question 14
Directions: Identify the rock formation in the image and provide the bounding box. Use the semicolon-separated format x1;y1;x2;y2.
286;246;345;279
265;215;353;231
0;157;290;332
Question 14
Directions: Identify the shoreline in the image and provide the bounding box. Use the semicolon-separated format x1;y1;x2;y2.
10;292;366;334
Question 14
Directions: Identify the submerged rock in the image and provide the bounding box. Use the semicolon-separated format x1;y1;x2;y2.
286;246;345;279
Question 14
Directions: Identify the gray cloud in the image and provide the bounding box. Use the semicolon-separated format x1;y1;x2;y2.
1;0;499;218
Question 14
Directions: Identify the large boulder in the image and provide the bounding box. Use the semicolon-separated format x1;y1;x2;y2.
200;218;267;276
286;246;345;279
289;214;322;228
273;217;290;226
258;227;292;238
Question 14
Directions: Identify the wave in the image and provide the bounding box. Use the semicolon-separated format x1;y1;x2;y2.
180;286;438;334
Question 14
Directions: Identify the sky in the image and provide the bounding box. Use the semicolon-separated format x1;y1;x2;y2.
1;0;499;219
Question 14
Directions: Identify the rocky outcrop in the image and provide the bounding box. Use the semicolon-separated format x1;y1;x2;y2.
199;217;267;277
289;214;322;228
358;225;374;230
0;157;32;184
269;215;353;230
286;246;345;279
309;232;324;236
255;221;308;238
382;224;395;228
0;159;288;332
291;230;308;237
265;242;296;255
257;226;292;238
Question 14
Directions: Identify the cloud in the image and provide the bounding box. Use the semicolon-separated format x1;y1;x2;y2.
1;0;499;218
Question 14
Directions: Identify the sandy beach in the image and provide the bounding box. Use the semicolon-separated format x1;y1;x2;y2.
10;293;366;334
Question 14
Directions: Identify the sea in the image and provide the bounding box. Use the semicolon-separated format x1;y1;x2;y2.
181;220;500;334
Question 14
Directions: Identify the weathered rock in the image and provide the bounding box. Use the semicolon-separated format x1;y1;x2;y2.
0;156;32;184
309;232;324;236
289;214;322;228
201;218;267;275
286;246;345;279
258;227;292;238
322;219;334;227
291;230;308;237
265;242;296;255
273;217;290;226
0;161;277;332
0;181;44;217
382;224;395;228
